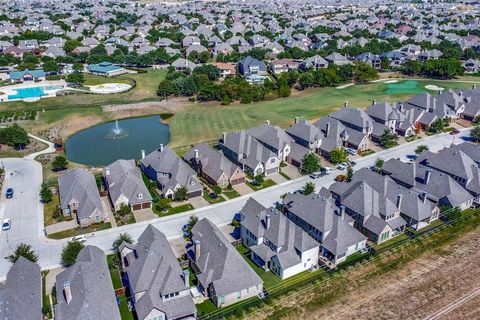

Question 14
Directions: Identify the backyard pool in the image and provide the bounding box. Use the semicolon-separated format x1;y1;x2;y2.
65;115;170;166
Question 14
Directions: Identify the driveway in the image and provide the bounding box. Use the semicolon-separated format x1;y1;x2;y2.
133;208;157;223
0;128;473;278
281;163;302;179
189;196;210;209
45;220;77;235
233;183;253;196
269;173;287;184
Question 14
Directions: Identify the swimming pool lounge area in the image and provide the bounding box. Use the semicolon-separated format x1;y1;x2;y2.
0;81;66;102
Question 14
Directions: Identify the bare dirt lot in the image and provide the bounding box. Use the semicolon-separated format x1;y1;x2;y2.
255;226;480;320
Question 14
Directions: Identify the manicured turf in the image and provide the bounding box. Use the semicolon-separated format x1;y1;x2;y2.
0;69;168;111
223;189;241;199
162;203;194;216
196;299;218;315
246;179;276;191
47;222;112;239
168;79;480;147
236;245;282;289
203;192;226;204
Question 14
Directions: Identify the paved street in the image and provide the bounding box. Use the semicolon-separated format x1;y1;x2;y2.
0;129;471;279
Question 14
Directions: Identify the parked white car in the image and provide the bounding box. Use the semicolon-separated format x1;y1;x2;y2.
345;147;357;155
337;163;348;170
2;218;11;231
71;235;87;243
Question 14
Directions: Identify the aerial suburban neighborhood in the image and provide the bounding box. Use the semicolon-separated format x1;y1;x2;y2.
1;0;480;319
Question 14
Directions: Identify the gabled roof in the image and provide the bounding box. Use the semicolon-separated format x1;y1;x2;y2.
0;257;42;320
55;246;121;320
191;218;263;296
123;225;196;320
104;159;152;205
59;169;104;219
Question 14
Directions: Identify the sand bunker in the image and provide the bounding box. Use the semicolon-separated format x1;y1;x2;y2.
425;84;445;91
336;83;354;89
384;80;398;83
88;83;131;94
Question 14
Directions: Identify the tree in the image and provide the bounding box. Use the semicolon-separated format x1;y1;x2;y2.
117;203;131;217
428;118;447;134
471;126;480;142
174;186;188;201
52;155;68;171
401;60;421;75
193;64;220;81
187;214;198;232
156;198;171;212
66;72;85;85
112;233;133;252
0;124;29;148
374;158;384;173
329;147;347;164
254;174;264;186
380;129;398;149
415;145;429;154
302;182;316;195
5;243;38;263
301;153;320;174
346;166;354;181
61;241;84;267
40;183;53;203
43;60;59;73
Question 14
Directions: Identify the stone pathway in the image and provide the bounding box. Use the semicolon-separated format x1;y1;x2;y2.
24;133;55;160
101;197;116;228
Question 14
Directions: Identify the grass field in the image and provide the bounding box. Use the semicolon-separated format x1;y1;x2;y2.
0;69;168;111
167;79;479;147
47;222;112;239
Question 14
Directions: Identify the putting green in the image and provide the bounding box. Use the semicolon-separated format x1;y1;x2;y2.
385;80;425;95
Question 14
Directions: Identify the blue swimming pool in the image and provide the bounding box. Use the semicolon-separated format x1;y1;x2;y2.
8;87;46;100
7;85;64;100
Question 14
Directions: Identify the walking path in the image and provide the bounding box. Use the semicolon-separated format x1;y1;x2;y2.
24;134;55;160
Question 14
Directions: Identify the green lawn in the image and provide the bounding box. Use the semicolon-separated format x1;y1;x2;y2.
157;203;195;217
42;271;52;319
236;245;282;289
203;192;226;204
47;222;112;239
246;179;276;191
196;299;218;315
107;254;123;289
223;189;241;199
372;232;410;251
168;79;480;147
0;69;168;112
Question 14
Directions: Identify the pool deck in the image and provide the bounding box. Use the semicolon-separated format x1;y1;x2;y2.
0;80;67;102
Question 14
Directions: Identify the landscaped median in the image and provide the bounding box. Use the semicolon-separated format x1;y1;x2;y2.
47;222;112;239
197;208;480;320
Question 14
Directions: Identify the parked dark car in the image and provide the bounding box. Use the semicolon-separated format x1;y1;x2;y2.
5;188;13;199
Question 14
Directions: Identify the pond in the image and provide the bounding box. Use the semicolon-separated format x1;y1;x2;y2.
65;115;170;166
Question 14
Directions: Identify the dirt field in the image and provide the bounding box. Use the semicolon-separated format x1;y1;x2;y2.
254;226;480;320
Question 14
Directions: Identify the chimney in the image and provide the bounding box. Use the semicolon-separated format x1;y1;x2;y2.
265;214;271;229
326;122;331;137
372;100;376;106
473;84;477;90
396;194;403;209
421;191;428;203
265;120;270;126
222;132;226;143
158;144;164;152
194;240;201;261
63;281;72;304
294;116;299;124
344;101;349;108
141;150;146;159
194;149;199;161
182;269;190;288
424;169;432;185
399;102;404;112
339;205;345;220
105;167;110;176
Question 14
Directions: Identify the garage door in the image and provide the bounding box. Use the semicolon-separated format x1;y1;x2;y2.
265;168;278;175
132;204;142;211
142;202;151;209
231;177;246;185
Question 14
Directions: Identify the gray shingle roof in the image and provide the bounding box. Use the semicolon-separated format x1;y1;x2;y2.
55;246;121;320
191;218;263;296
0;257;42;320
123;225;196;320
59;169;104;219
104;159;152;206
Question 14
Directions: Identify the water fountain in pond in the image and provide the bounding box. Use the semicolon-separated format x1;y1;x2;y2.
105;119;129;139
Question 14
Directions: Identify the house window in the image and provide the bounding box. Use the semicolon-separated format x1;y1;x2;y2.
219;296;225;304
237;291;241;299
